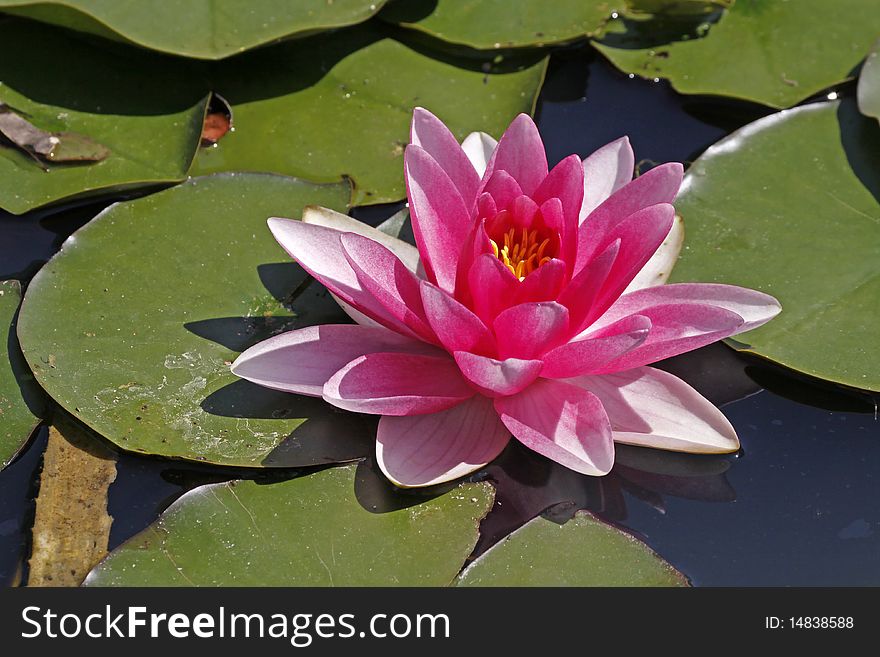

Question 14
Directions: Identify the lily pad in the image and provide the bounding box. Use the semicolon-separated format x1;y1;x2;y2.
0;19;208;215
379;0;616;50
456;511;688;586
858;38;880;124
595;1;880;109
1;280;42;469
17;173;372;467
0;0;389;59
85;464;495;586
191;24;548;206
671;99;880;392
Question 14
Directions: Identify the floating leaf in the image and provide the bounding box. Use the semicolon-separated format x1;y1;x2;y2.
0;20;207;214
671;99;880;391
379;0;615;50
85;464;495;586
457;511;688;586
858;38;880;124
17;173;368;467
0;0;389;59
1;280;42;469
595;1;880;109
191;24;547;206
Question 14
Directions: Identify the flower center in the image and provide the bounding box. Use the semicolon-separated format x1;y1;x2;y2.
490;227;553;281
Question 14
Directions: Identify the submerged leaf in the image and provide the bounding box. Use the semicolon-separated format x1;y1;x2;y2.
28;416;117;587
0;103;110;165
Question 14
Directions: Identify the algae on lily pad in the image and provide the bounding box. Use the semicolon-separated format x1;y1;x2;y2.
17;173;374;467
192;24;548;206
380;0;617;50
1;280;43;469
85;464;495;586
672;99;880;392
0;19;207;215
0;0;389;59
595;0;880;109
456;511;688;586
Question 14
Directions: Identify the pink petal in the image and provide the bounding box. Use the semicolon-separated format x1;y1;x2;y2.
482;113;548;196
494;378;614;476
405;145;475;292
557;239;620;334
420;280;496;355
483;170;524;212
514;258;567;305
267;217;417;338
453;351;543;397
461;131;497;178
323;352;474;416
376;396;510;487
301;205;420;274
340;232;437;343
580;136;635;221
623;213;684;293
542;315;651;378
587;203;676;322
533;153;585;241
593;283;782;333
575;162;683;272
231;325;441;397
569;367;739;453
493;301;570;360
588;303;746;372
468;253;519;325
411;108;481;210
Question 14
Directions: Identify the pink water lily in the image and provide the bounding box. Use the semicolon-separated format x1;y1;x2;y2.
232;108;780;488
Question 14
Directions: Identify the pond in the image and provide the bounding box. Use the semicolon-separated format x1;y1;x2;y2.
1;20;878;588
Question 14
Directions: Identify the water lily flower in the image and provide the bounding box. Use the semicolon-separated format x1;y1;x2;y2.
232;108;780;488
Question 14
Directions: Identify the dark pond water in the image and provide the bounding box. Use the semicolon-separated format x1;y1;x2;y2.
1;44;877;587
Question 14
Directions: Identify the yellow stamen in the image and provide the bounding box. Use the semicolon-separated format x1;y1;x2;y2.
488;226;555;281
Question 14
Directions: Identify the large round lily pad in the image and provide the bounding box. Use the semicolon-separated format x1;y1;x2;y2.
0;19;208;215
456;511;688;586
1;280;43;469
671;99;880;392
0;0;389;59
192;24;548;206
85;464;495;586
595;1;880;109
17;173;373;467
380;0;615;50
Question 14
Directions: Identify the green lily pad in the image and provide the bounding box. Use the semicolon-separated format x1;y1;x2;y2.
17;173;374;467
191;24;548;206
379;0;616;50
85;464;495;586
858;38;880;123
0;0;389;59
595;1;880;109
0;19;208;215
456;511;688;586
671;99;880;392
1;280;43;469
